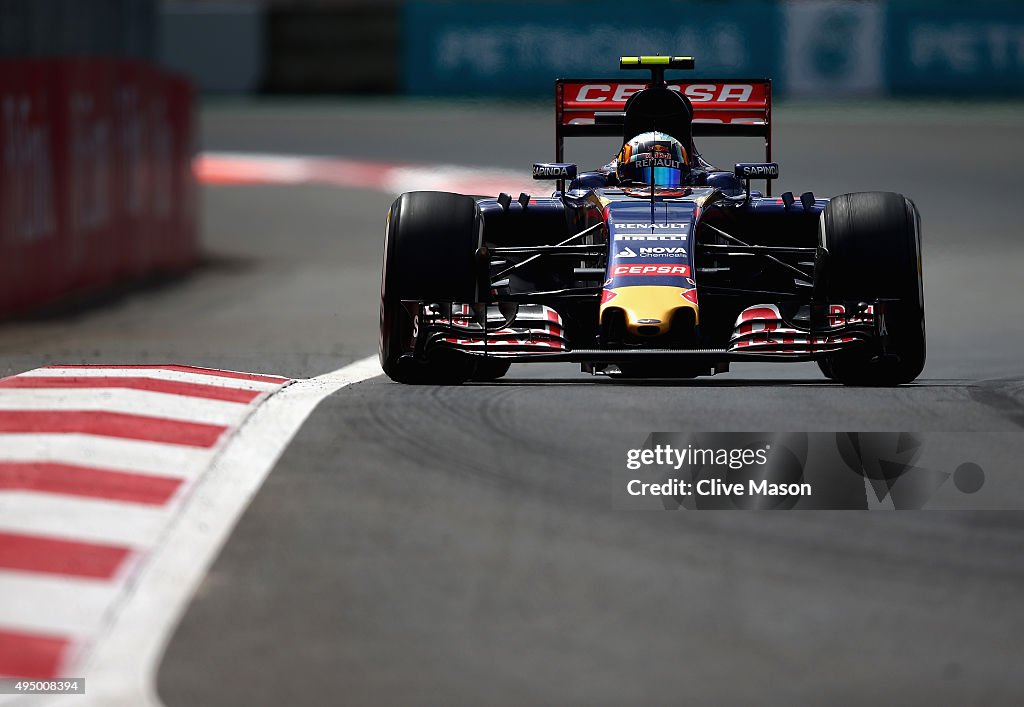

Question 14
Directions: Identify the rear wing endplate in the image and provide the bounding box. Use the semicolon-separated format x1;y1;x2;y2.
554;78;772;165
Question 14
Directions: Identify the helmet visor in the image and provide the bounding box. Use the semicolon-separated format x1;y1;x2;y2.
625;165;683;188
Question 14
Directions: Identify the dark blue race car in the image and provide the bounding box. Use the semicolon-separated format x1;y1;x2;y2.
380;56;925;386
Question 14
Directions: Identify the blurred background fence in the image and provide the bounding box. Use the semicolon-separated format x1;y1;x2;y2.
157;0;1024;98
0;1;195;317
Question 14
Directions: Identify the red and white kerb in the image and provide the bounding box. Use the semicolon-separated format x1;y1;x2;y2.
0;365;290;679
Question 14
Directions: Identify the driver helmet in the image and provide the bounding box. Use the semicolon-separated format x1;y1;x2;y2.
616;131;689;188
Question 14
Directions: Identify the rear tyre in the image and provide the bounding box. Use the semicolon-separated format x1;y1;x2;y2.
379;191;482;384
815;192;925;386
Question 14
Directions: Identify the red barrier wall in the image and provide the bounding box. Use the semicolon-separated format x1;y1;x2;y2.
0;59;197;317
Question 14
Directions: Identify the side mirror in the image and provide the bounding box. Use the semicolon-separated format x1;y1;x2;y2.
734;163;779;180
734;163;779;200
533;163;577;181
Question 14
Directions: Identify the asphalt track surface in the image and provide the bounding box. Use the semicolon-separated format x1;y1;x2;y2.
4;99;1024;704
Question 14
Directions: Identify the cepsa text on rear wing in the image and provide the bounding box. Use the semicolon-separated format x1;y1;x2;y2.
554;78;772;163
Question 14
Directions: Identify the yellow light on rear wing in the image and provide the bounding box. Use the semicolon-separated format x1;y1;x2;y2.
619;56;695;70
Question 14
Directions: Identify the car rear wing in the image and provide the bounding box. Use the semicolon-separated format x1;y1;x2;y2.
554;78;772;164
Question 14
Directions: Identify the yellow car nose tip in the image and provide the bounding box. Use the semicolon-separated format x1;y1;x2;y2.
600;286;699;336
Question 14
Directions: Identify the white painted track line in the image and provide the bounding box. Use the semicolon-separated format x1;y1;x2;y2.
196;151;538;198
385;163;535;195
51;355;382;707
0;434;215;479
0;389;251;427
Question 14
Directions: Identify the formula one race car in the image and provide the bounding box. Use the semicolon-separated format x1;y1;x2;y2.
380;56;925;385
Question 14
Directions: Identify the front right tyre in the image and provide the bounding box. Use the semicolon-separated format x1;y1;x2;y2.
379;191;482;384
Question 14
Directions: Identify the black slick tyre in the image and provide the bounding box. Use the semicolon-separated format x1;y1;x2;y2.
815;192;925;386
379;191;482;384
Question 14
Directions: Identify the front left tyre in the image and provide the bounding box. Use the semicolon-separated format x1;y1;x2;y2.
814;191;926;386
